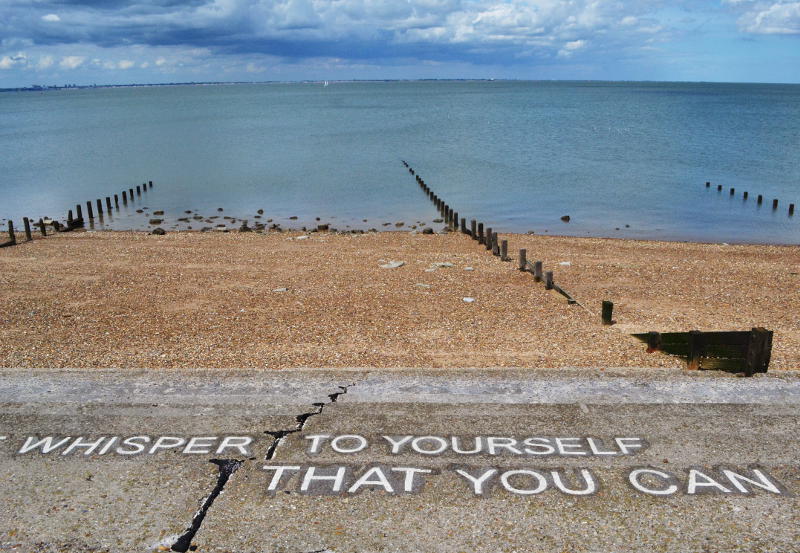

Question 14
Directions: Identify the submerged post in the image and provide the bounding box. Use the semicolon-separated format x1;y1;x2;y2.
122;190;128;204
602;300;614;325
106;197;112;212
136;185;141;196
743;191;748;200
96;198;103;216
129;188;134;200
23;217;32;241
730;188;735;196
790;204;795;216
757;194;763;204
773;198;779;209
114;194;119;208
86;201;94;219
76;204;83;220
149;180;153;188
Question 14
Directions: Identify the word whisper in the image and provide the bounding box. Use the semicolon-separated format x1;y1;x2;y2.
263;465;792;497
13;435;253;456
304;434;647;456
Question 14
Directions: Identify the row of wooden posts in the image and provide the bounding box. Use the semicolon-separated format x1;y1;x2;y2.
706;181;795;216
401;160;615;325
1;180;153;248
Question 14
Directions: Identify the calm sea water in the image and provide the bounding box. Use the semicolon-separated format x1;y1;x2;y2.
1;81;798;244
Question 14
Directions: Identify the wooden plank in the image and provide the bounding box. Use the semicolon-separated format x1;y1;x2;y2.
552;283;578;305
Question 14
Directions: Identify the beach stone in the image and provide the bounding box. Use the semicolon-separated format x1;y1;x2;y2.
527;230;536;234
561;215;571;222
239;224;252;232
296;235;309;240
148;219;162;225
153;210;164;215
380;261;405;269
395;222;405;227
272;287;288;293
431;262;454;269
317;224;329;231
422;227;434;234
433;218;443;223
136;209;144;213
415;283;431;289
257;209;264;214
464;267;474;271
200;227;212;232
177;217;189;222
463;297;476;303
150;228;166;235
217;208;223;212
184;210;192;214
289;216;298;220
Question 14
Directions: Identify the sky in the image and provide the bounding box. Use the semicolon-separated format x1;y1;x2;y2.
0;0;799;87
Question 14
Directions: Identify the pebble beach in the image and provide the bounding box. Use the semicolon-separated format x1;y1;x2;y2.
1;230;797;370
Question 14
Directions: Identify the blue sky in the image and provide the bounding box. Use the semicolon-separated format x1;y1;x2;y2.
1;1;798;87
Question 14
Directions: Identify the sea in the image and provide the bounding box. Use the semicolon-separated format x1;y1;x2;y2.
1;80;798;244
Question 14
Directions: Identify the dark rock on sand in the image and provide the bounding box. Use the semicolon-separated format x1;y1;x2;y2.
151;228;166;235
422;227;434;234
317;224;329;231
153;210;164;215
561;215;571;222
149;218;163;225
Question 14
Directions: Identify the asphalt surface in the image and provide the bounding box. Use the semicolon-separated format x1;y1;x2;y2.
1;367;798;553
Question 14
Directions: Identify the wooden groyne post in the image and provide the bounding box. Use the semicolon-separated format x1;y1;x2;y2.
23;217;32;241
7;221;16;245
518;249;527;271
602;300;614;325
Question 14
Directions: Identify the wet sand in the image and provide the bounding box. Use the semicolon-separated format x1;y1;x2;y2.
0;230;797;369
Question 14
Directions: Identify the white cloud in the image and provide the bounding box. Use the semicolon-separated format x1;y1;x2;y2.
0;52;27;69
558;39;587;58
41;14;61;23
60;56;86;69
155;57;167;66
737;1;800;34
140;61;150;69
245;62;266;73
118;60;135;69
37;55;54;69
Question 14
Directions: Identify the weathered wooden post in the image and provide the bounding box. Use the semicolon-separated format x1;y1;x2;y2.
460;218;467;234
544;271;554;290
452;211;458;229
86;201;94;219
745;327;772;376
491;232;499;256
149;180;153;188
122;190;128;204
485;227;493;250
687;330;702;370
136;185;141;196
68;210;74;226
730;188;735;196
647;331;662;352
7;221;16;245
757;194;763;204
38;218;46;236
717;185;722;191
23;217;32;241
772;198;778;209
477;223;484;244
705;182;710;187
114;194;119;208
106;197;112;212
602;300;614;325
500;239;508;261
76;204;83;220
129;188;134;200
96;198;103;215
790;204;795;216
470;219;477;239
533;261;543;282
518;249;527;271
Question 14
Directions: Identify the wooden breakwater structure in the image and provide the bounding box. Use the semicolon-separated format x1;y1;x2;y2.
705;181;795;217
633;328;773;376
0;180;155;248
402;160;602;315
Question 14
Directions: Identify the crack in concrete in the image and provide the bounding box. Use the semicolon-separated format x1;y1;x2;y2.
265;384;354;461
168;381;357;552
171;459;243;552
